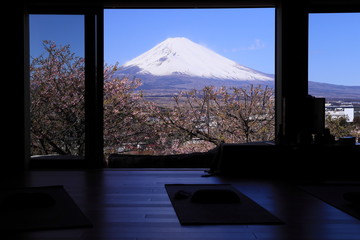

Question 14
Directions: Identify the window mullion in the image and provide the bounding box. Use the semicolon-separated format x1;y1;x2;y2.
85;9;104;168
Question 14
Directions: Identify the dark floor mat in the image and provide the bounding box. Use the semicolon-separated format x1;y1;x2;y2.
165;184;283;225
0;185;92;231
300;184;360;221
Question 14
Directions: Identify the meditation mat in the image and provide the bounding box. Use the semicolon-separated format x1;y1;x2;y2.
165;184;283;225
0;185;92;231
300;185;360;221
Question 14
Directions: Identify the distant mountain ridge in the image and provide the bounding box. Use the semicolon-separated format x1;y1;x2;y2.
309;81;360;99
116;37;359;99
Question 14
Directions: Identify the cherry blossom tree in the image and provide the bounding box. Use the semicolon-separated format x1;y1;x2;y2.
31;42;142;156
103;75;162;156
30;41;164;156
30;41;86;156
155;85;275;153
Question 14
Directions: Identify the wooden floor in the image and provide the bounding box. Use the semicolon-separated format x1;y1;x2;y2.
3;170;360;240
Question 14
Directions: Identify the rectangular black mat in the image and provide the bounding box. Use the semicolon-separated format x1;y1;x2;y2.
165;184;283;225
0;185;92;231
300;185;360;221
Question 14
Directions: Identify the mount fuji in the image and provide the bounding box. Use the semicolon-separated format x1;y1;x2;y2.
116;37;274;92
116;37;360;99
121;37;273;81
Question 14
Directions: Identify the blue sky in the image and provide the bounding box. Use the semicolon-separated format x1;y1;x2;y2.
104;8;275;74
309;13;360;86
30;10;360;86
30;14;85;57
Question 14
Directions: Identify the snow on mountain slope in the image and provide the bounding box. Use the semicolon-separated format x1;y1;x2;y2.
121;37;273;81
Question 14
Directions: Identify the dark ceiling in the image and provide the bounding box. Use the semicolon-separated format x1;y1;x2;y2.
20;0;360;11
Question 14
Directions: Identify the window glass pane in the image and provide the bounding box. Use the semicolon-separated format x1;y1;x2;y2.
309;13;360;141
30;14;85;157
104;9;275;159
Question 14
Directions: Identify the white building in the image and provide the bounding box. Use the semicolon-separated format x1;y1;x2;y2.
325;103;354;122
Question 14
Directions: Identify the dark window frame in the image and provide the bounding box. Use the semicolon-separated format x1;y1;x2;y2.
17;1;360;170
25;7;104;168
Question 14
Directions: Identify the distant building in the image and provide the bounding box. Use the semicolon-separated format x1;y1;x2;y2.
325;103;354;122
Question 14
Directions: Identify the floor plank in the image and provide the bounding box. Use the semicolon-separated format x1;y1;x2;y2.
2;170;360;240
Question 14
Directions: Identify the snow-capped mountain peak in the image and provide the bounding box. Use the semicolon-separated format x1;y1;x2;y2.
122;37;273;81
